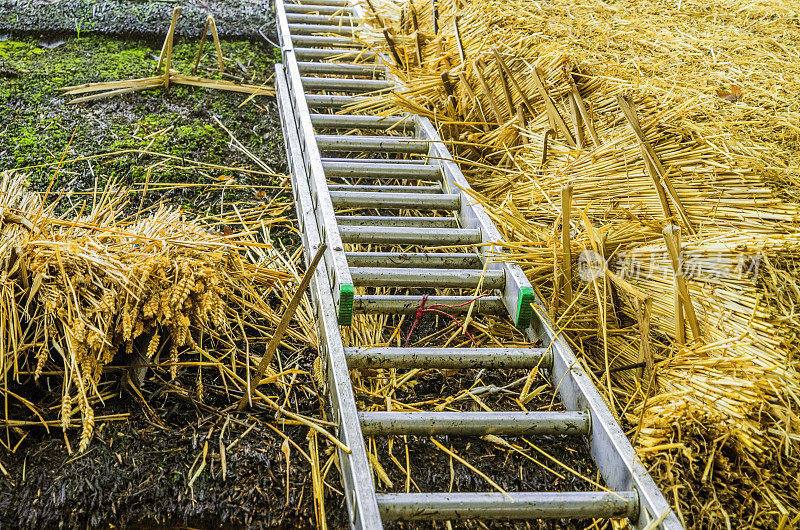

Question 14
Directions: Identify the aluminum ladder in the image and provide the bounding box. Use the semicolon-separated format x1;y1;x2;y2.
272;0;683;527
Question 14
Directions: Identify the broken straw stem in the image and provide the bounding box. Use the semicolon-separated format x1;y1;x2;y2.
193;16;212;74
157;7;181;72
237;243;327;411
162;7;181;90
561;184;573;305
531;66;577;148
672;225;686;345
662;225;701;341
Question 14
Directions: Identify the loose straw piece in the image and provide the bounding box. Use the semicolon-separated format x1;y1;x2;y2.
473;59;503;123
453;17;466;65
161;7;181;90
568;75;600;146
237;243;327;411
530;67;577;147
157;6;181;72
662;225;701;342
491;48;516;119
569;91;584;150
560;184;573;305
672;226;686;345
618;95;694;233
383;29;404;68
208;16;226;72
193;16;212;74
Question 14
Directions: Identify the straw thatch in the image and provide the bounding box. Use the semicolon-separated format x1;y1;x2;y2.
350;0;800;526
0;170;316;452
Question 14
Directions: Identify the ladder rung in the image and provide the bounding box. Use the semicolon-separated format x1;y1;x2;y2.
340;225;480;245
359;411;591;436
345;346;551;369
302;76;393;92
338;216;457;228
328;184;441;194
291;34;361;48
346;252;482;269
353;295;505;315
285;13;357;23
323;157;426;164
293;0;350;6
316;135;429;153
322;160;439;180
306;94;368;108
289;22;359;35
350;267;505;289
293;47;376;61
375;491;639;521
330;191;460;210
312;114;409;131
284;4;355;14
297;61;386;76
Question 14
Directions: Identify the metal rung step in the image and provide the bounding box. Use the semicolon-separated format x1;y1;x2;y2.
345;346;550;369
298;61;386;76
289;23;359;35
293;47;376;60
354;295;505;315
340;225;480;245
316;135;429;153
350;267;505;289
285;13;356;23
313;114;410;130
292;34;361;47
302;76;393;92
306;94;368;108
323;157;426;164
293;0;350;6
359;411;591;436
284;4;354;14
329;184;440;194
376;491;639;521
322;160;439;179
330;191;460;210
337;216;457;228
346;252;482;269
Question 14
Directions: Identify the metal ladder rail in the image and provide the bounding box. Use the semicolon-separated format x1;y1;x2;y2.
275;62;383;528
273;1;682;528
275;0;356;325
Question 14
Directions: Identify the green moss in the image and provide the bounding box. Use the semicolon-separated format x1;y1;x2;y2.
0;34;285;215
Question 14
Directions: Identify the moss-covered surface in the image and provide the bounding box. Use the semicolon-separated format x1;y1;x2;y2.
1;33;291;222
0;0;274;39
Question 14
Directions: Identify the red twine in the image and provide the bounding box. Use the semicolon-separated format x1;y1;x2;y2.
403;294;488;348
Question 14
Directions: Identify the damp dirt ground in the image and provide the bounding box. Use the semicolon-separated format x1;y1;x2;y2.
0;4;602;528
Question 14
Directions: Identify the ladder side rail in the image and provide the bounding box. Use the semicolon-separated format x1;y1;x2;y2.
526;317;683;529
276;0;355;324
276;63;383;530
413;116;534;328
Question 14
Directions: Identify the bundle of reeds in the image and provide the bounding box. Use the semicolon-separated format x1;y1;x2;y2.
0;171;310;451
633;340;800;528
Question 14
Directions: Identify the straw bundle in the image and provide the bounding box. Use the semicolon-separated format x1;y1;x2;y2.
0;171;299;451
634;341;800;528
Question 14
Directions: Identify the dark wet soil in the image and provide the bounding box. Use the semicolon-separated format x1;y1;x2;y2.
0;364;350;528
